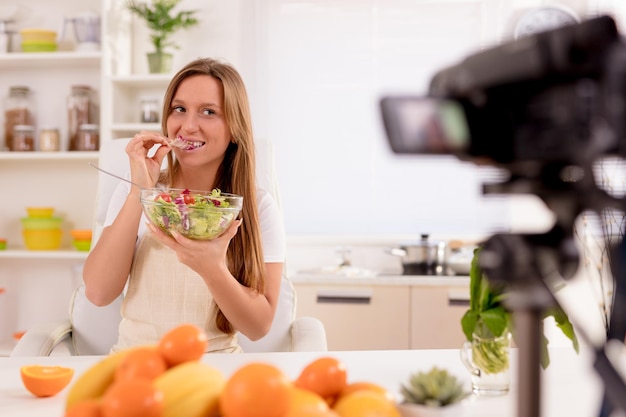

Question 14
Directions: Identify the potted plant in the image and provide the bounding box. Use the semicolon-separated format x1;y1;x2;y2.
126;0;199;73
460;246;579;392
397;366;470;417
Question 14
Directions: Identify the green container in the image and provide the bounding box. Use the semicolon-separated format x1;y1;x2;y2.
21;41;58;52
20;216;63;230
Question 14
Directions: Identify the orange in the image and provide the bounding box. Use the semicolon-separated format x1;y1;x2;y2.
295;357;348;400
286;408;341;417
64;399;102;417
114;346;167;382
158;323;208;367
20;365;74;397
288;386;329;414
220;362;292;417
333;390;400;417
100;379;164;417
338;381;396;403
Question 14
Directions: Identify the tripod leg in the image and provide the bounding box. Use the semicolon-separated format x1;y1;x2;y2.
599;237;626;417
514;307;544;417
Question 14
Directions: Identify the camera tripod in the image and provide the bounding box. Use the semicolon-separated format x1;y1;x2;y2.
480;167;626;417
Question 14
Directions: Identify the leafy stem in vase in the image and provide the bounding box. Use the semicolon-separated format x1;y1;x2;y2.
461;246;579;370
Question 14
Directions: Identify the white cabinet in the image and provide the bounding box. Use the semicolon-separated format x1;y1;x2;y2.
294;284;411;351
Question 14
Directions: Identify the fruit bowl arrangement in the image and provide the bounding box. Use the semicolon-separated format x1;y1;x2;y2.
140;188;243;240
51;324;402;417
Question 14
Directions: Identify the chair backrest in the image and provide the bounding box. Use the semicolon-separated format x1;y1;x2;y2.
71;137;292;354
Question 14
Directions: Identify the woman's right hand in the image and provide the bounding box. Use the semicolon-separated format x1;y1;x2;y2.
125;131;172;189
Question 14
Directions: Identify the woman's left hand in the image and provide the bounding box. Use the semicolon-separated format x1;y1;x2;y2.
146;219;243;273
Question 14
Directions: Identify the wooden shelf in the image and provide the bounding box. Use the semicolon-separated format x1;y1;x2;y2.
110;74;171;87
0;152;99;161
0;51;101;69
111;123;160;133
0;250;89;261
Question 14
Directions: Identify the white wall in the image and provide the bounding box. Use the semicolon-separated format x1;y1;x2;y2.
248;0;602;238
119;0;626;239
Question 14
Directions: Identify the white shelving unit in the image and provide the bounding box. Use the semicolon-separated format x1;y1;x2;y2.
0;0;104;352
1;0;247;355
107;75;169;139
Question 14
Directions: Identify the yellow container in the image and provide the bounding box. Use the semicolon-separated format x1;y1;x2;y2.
25;207;55;218
22;229;62;250
19;29;57;43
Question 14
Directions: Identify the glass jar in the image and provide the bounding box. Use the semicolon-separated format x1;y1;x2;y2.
140;96;160;123
4;86;33;151
76;123;99;151
67;85;93;151
39;127;60;151
12;124;35;151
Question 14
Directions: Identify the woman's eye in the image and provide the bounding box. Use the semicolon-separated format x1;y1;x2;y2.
202;108;216;116
173;106;185;113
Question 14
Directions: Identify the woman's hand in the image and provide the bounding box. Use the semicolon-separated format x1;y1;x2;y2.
125;131;172;189
146;218;243;273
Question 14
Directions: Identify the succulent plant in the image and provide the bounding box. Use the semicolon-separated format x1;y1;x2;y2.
400;367;468;407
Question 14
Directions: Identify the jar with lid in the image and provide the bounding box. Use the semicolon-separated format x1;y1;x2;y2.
39;127;60;151
12;124;35;151
67;85;94;151
140;96;160;123
4;86;33;151
77;124;99;151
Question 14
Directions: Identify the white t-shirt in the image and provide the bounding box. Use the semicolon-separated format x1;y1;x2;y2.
103;180;286;263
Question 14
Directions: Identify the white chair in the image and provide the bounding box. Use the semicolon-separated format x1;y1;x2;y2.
11;138;327;356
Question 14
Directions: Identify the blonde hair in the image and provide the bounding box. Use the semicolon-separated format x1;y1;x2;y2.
159;57;265;334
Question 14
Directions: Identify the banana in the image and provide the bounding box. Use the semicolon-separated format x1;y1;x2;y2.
65;346;145;409
154;361;226;417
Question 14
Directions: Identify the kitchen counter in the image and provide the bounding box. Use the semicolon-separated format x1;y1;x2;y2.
291;271;470;286
0;347;602;417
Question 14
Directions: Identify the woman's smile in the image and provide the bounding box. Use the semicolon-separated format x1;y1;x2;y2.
173;136;206;150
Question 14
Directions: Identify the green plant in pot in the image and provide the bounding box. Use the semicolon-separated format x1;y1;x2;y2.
398;367;469;416
460;246;579;394
126;0;199;73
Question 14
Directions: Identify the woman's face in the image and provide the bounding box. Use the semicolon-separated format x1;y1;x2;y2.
166;74;231;167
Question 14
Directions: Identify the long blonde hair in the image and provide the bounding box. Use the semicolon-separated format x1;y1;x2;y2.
159;57;265;334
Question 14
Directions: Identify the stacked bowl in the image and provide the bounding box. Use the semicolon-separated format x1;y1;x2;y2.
70;229;92;252
21;207;63;250
20;29;58;52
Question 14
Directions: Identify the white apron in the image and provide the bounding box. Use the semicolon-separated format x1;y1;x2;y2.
111;230;241;353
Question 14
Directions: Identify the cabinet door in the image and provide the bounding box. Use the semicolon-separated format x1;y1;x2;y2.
294;284;410;351
410;286;469;349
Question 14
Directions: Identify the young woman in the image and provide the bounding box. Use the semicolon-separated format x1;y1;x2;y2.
83;58;286;353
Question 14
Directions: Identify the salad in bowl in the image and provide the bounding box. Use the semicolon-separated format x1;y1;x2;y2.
141;188;243;240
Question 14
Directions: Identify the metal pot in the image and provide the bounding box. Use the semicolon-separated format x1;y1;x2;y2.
388;234;447;275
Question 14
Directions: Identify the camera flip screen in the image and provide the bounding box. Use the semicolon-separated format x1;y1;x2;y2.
380;96;470;155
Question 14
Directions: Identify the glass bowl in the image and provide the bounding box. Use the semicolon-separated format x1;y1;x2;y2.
140;188;243;240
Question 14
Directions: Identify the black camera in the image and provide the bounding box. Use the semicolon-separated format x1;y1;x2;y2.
380;15;626;417
380;15;625;170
